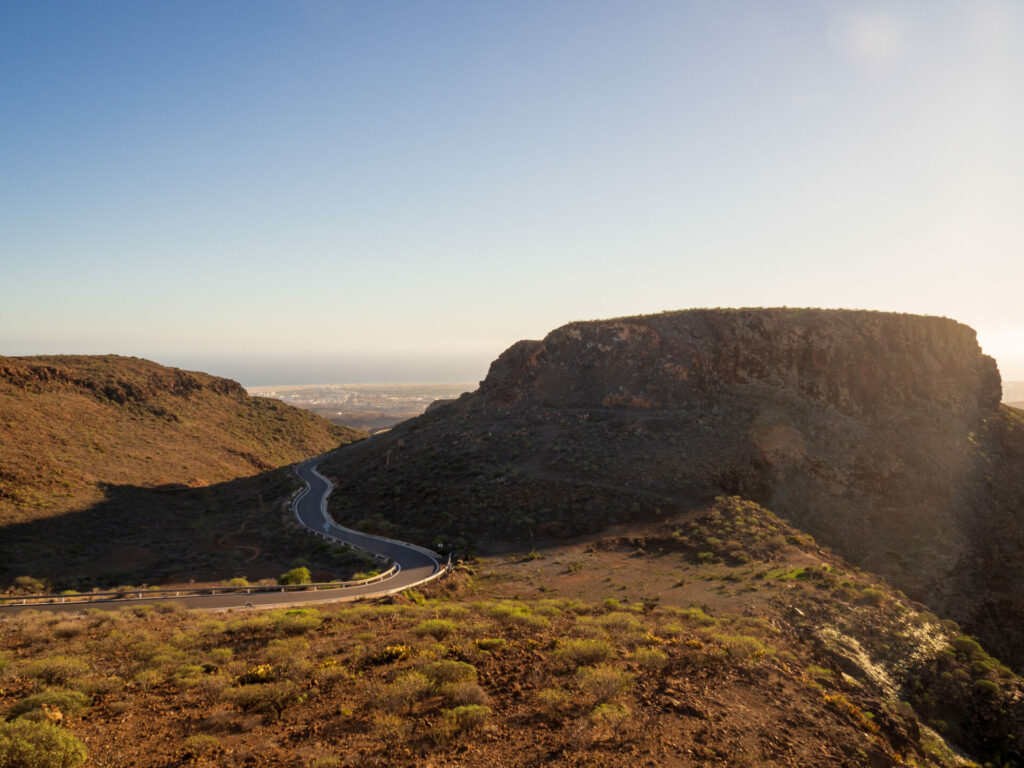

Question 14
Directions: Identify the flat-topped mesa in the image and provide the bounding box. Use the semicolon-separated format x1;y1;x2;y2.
481;309;1002;415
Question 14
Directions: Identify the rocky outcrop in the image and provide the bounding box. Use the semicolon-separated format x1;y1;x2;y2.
325;308;1024;672
481;309;1001;416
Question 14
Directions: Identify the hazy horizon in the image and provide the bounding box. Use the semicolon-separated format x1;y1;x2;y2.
4;309;1023;386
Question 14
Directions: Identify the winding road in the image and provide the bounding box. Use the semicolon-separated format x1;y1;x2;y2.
0;458;444;614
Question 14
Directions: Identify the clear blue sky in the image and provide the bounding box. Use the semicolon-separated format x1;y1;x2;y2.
2;1;1022;385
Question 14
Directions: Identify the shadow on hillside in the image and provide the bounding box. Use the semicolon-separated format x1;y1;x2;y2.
0;466;361;592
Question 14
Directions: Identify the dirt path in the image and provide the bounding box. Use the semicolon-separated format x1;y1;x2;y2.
217;521;261;563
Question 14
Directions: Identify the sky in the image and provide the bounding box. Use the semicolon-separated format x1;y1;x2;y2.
1;1;1022;386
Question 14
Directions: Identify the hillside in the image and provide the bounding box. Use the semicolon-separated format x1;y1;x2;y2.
320;309;1024;672
0;355;367;589
1;499;1021;767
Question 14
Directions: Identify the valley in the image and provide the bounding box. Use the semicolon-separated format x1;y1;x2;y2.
247;383;473;434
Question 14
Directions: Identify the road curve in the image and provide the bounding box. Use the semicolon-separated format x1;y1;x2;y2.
0;458;442;614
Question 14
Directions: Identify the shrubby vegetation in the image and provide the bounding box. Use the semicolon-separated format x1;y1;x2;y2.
1;531;1022;766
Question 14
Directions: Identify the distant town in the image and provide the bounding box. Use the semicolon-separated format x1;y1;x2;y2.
247;382;474;432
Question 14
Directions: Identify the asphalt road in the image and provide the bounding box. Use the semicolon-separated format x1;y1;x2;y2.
0;458;441;614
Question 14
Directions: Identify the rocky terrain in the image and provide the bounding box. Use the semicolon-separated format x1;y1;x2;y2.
2;501;1021;767
322;309;1024;672
0;355;366;590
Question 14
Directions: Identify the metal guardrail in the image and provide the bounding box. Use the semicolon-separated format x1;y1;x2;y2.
0;564;400;607
1;458;453;611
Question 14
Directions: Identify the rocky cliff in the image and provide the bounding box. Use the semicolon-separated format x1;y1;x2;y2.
481;309;1001;414
323;309;1024;671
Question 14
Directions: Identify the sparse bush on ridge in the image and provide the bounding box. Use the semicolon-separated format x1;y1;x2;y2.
474;637;506;652
183;734;221;757
221;681;298;717
536;688;572;719
414;619;458;640
576;665;633;704
6;691;91;721
22;657;89;686
377;672;431;714
0;719;87;768
422;660;476;687
444;704;491;732
277;567;311;586
271;609;321;635
631;647;668;673
554;638;613;668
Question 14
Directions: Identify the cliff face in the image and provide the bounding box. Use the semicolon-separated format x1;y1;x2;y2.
324;309;1024;670
481;309;1001;415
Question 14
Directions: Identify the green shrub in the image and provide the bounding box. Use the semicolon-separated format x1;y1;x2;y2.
577;665;633;703
221;681;298;717
12;577;49;594
183;734;221;757
712;633;774;660
377;672;431;713
483;601;546;629
444;681;489;705
131;668;164;689
590;702;631;733
444;704;491;732
950;635;985;659
413;619;458;640
368;645;413;665
422;660;476;687
272;610;321;635
0;719;87;768
208;648;234;666
805;665;834;681
506;611;548;630
474;638;506;652
554;638;613;667
278;567;311;586
536;688;571;718
631;647;668;673
7;691;91;720
675;607;718;626
859;588;885;605
974;678;1001;698
22;657;89;686
598;612;644;638
239;664;276;684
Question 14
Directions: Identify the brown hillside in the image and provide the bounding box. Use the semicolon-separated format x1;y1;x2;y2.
0;355;363;521
1;499;1021;766
321;309;1024;672
0;355;367;589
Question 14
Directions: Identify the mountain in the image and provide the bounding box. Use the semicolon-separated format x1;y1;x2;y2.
0;355;366;588
321;309;1024;672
